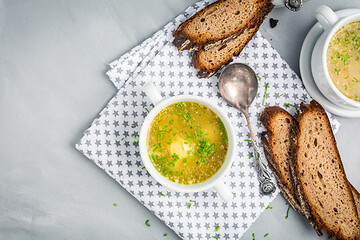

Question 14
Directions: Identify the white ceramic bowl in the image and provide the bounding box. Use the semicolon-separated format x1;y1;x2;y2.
311;5;360;109
139;82;236;202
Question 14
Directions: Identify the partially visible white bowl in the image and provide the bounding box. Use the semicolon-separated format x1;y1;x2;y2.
139;82;236;202
311;5;360;109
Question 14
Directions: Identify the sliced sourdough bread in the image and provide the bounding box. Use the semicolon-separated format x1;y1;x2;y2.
260;105;360;238
173;0;274;51
260;106;322;236
191;3;273;78
260;107;303;213
192;18;261;78
294;100;360;239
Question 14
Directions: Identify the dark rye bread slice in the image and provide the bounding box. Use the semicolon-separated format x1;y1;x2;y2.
173;0;274;51
293;100;360;239
261;105;360;237
191;2;272;78
260;106;322;236
260;107;303;213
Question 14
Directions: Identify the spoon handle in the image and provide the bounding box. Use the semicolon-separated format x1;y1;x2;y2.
243;112;276;195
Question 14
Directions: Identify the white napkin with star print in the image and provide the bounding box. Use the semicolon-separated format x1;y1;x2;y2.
76;1;341;240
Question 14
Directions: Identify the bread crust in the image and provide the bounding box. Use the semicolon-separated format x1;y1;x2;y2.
261;103;360;238
260;106;322;235
294;100;360;240
191;3;273;78
173;0;274;52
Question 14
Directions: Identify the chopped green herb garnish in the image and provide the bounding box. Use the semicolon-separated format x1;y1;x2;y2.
158;192;166;197
145;107;149;113
188;203;192;209
131;125;135;128
212;236;219;239
284;103;294;107
264;233;269;237
262;83;269;106
163;233;167;236
176;103;183;109
142;166;146;169
252;233;255;240
256;152;260;158
266;205;272;209
190;200;196;203
259;77;262;81
145;220;150;226
244;139;252;142
249;154;253;159
345;85;348;90
113;203;117;206
299;99;306;103
215;226;220;232
121;138;124;141
279;94;284;97
285;204;291;219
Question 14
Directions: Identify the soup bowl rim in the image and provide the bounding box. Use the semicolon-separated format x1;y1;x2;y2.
139;95;236;193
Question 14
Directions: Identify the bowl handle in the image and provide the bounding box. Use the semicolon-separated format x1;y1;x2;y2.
315;5;339;31
144;82;163;106
214;182;233;202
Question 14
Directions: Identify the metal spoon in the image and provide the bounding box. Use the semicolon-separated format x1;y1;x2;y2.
219;63;276;195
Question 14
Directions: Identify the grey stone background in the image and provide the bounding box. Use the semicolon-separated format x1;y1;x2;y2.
0;0;359;239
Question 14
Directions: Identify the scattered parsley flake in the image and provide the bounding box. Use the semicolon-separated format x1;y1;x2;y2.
249;154;253;159
299;99;306;103
113;203;117;206
215;226;220;232
264;233;269;237
163;233;167;236
131;125;135;128
259;77;262;81
142;166;146;169
279;94;284;97
145;220;150;227
284;103;294;107
262;83;269;106
252;233;255;240
145;107;149;113
266;205;272;209
190;200;196;203
244;139;252;142
285;204;291;219
121;138;124;141
188;203;192;209
158;192;166;197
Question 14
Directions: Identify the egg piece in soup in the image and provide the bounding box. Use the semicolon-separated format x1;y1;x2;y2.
146;102;228;185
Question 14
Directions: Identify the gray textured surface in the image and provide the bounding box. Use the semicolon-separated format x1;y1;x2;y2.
0;0;359;239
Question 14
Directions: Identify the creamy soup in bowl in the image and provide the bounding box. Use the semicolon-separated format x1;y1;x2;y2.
327;21;360;102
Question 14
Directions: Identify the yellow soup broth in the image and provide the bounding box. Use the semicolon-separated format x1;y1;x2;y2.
327;21;360;101
146;102;228;185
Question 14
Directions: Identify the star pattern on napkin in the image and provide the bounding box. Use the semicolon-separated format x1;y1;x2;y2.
76;0;341;239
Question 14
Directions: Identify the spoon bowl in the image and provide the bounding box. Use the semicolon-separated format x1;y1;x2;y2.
219;63;258;111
